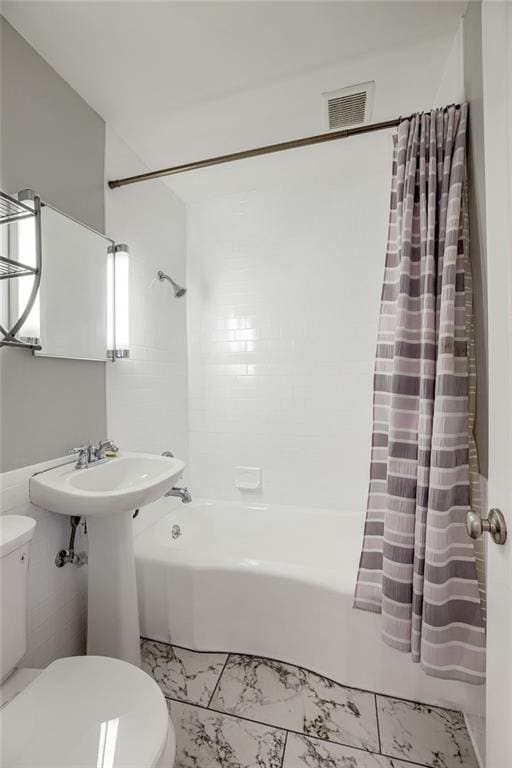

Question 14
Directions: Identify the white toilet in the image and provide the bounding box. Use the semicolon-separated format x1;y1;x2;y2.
0;515;176;767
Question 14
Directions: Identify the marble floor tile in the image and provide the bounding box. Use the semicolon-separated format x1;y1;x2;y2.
210;655;379;752
168;698;286;768
283;734;421;768
141;638;227;706
376;696;479;768
302;667;379;751
210;654;308;731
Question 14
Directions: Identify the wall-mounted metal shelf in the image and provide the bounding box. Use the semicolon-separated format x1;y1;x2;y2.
0;190;42;352
0;191;37;225
0;253;39;280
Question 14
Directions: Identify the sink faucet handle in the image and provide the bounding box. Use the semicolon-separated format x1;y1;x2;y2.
68;444;87;455
68;445;89;469
94;439;119;460
98;438;118;450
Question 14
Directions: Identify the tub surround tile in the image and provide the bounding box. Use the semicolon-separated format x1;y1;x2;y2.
141;639;227;706
376;697;479;768
210;654;379;752
168;698;286;768
282;734;420;768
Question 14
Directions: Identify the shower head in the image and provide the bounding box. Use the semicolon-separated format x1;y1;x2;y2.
158;270;187;298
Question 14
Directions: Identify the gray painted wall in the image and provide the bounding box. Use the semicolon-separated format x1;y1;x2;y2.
0;17;107;471
463;1;488;477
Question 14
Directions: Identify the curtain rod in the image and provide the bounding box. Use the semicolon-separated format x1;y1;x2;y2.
107;117;400;189
107;105;461;189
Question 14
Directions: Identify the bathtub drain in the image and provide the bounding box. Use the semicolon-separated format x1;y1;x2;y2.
171;524;181;540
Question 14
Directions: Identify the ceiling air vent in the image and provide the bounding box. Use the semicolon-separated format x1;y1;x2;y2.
323;81;375;130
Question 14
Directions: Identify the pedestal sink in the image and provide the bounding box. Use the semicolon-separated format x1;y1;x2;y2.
29;452;185;666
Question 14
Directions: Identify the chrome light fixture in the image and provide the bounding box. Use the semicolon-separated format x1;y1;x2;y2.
107;243;130;360
15;189;41;346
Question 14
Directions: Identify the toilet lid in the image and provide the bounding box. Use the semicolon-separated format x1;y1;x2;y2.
1;655;169;767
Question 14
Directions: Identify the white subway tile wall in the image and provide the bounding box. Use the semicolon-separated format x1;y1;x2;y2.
0;457;88;669
187;135;392;509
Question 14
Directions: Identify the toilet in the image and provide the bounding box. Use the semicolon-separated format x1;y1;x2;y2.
0;515;176;767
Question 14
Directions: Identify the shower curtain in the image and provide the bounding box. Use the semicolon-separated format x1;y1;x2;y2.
354;103;485;685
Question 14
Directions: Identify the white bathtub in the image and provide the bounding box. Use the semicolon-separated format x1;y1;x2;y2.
135;498;484;718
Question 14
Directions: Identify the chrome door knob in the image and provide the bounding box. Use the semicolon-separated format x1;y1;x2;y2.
466;508;507;545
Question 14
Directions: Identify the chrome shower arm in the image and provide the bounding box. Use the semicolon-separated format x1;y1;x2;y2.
158;270;187;297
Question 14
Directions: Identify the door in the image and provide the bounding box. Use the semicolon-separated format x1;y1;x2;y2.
482;2;512;765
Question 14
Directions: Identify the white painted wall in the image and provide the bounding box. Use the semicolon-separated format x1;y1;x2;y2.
1;2;466;179
142;32;463;179
0;458;88;669
0;17;107;473
434;19;465;107
104;128;189;534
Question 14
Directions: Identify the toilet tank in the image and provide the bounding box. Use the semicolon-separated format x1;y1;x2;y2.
0;516;37;681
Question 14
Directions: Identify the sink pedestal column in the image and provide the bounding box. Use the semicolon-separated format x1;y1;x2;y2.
86;510;141;667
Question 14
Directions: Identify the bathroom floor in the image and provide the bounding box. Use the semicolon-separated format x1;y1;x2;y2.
141;638;479;768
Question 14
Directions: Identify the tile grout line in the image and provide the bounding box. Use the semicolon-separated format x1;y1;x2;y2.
167;695;287;741
206;653;231;709
374;693;382;754
279;730;289;768
164;694;432;768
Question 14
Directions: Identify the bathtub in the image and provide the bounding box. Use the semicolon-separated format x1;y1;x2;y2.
135;498;484;718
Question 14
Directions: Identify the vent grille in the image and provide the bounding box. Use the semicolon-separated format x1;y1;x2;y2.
328;91;367;129
323;81;375;130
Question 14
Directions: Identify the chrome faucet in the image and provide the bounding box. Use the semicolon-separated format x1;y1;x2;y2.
69;439;118;469
165;486;192;503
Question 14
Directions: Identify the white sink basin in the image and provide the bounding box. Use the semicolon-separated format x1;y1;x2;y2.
29;450;186;667
30;451;184;517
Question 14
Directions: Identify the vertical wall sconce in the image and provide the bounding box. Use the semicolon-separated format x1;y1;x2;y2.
107;243;130;361
16;190;41;345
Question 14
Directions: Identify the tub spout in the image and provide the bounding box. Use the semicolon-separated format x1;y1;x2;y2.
166;486;192;503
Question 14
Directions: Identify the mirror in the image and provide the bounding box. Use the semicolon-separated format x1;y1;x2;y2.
9;202;112;361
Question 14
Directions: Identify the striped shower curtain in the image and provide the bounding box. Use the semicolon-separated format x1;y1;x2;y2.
354;103;485;685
